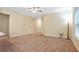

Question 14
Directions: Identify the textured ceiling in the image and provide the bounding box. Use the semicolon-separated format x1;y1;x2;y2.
0;7;72;18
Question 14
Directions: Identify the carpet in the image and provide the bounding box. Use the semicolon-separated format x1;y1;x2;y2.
0;33;77;52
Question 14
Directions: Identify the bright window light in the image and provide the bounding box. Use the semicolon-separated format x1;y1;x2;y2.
75;8;79;39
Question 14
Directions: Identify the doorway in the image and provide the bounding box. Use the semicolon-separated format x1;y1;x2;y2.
0;13;9;36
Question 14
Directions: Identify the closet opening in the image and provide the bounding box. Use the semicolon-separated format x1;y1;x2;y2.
0;13;9;37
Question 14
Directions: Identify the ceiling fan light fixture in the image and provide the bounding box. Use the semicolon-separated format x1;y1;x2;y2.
32;10;37;13
32;7;38;13
27;7;43;13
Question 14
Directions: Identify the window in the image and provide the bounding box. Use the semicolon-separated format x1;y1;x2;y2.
75;8;79;38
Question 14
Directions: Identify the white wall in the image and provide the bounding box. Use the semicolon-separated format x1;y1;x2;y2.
0;9;35;37
34;18;42;32
42;12;72;37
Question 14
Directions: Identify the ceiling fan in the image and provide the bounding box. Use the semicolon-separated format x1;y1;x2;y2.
26;7;43;13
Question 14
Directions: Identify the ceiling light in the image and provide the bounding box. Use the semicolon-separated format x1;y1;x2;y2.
32;10;37;13
27;7;43;13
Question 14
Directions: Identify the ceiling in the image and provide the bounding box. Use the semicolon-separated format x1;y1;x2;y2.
0;7;72;18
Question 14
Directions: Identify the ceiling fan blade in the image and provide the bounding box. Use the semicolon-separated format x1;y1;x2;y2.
27;7;31;9
38;10;43;12
37;7;40;9
26;7;43;13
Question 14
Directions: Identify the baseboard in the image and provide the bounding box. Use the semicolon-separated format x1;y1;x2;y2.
10;32;34;37
44;34;67;38
71;37;79;51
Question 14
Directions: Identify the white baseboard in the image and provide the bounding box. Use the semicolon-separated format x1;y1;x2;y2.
71;37;79;51
10;32;34;37
44;34;67;38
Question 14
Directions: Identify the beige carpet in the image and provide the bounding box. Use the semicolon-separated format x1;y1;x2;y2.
0;33;77;52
